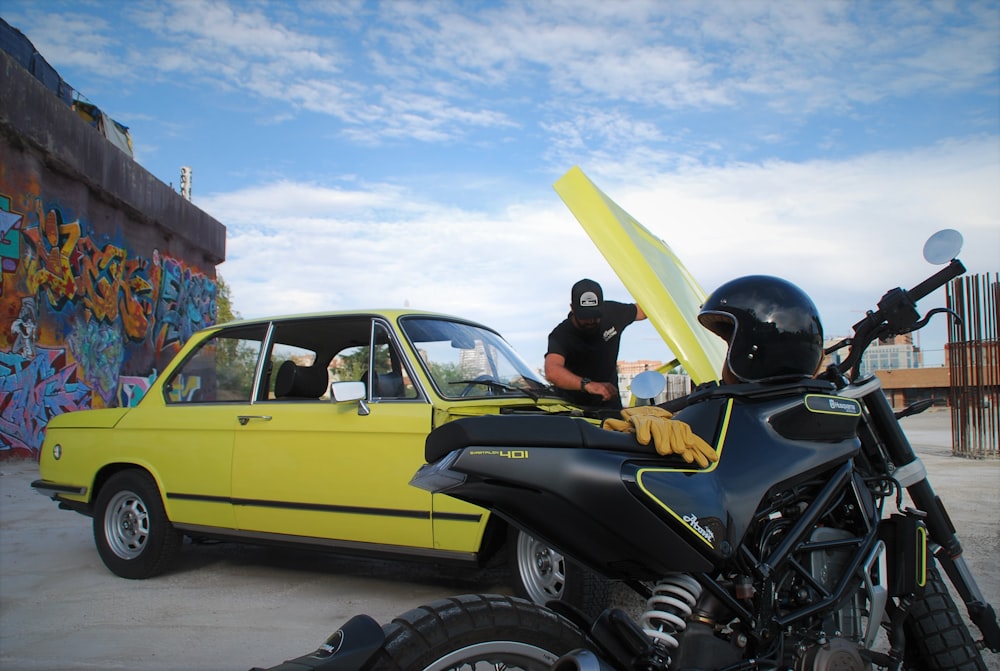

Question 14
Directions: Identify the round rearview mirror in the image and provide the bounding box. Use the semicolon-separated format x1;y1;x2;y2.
923;229;963;265
630;370;666;401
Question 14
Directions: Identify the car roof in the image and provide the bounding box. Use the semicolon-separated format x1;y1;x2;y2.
205;309;508;369
211;308;493;332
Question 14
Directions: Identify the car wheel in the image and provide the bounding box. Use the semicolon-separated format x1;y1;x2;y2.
93;470;182;579
509;529;611;619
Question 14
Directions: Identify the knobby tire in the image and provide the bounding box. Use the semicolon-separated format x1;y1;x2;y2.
903;562;987;671
363;593;588;671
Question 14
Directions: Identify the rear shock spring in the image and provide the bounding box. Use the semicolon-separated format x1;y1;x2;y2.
639;573;702;649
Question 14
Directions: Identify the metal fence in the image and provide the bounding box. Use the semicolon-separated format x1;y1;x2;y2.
947;273;999;458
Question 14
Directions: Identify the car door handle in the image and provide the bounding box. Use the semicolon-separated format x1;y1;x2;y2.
237;415;272;425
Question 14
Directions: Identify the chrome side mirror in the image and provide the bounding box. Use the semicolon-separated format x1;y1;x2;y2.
630;370;667;404
330;381;366;403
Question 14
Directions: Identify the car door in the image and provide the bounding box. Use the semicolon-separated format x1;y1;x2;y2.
231;317;435;549
127;322;270;530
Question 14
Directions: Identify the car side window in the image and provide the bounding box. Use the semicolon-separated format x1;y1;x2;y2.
370;323;418;400
164;325;267;403
269;343;326;400
328;322;418;401
329;343;369;386
263;319;334;401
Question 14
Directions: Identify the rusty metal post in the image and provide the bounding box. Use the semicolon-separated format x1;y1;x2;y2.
947;273;999;458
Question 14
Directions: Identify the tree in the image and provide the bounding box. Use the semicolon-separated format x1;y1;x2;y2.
216;274;240;324
212;275;255;392
331;347;370;382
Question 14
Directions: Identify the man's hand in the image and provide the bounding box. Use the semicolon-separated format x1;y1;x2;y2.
585;380;619;402
603;406;719;467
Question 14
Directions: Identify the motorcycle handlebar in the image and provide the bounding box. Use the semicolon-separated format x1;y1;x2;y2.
831;257;965;380
905;258;966;304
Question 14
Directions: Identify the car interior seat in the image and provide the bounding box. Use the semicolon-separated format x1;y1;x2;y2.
275;360;329;399
377;372;405;397
359;369;406;398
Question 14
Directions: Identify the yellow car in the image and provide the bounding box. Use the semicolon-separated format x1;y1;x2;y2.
32;309;610;614
34;166;724;620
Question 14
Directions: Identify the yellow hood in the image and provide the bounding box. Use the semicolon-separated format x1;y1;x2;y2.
554;166;726;385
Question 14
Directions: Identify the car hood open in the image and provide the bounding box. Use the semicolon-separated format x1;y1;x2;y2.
554;166;725;385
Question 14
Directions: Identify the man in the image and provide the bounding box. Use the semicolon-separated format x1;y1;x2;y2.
544;278;646;411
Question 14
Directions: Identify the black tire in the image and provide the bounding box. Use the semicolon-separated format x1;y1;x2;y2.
903;562;987;671
509;529;611;619
365;594;588;671
93;470;182;579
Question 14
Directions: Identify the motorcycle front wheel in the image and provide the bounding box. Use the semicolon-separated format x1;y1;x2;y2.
364;593;588;671
903;562;987;671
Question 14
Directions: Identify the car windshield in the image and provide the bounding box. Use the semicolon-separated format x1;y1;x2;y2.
399;317;549;400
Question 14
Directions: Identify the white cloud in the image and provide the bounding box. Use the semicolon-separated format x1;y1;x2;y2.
11;0;996;150
6;0;995;369
198;137;997;368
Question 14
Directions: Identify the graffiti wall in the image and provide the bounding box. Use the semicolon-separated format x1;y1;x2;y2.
1;46;226;460
0;190;217;459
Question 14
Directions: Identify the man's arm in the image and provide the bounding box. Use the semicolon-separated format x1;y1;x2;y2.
544;353;617;402
635;304;647;321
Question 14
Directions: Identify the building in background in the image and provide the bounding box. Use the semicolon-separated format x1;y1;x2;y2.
858;334;924;378
1;23;225;459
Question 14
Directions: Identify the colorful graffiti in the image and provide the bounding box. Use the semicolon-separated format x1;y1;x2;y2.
0;207;22;293
118;370;158;408
0;193;217;458
1;348;90;458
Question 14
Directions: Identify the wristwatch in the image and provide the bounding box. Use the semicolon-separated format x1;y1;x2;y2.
580;377;591;391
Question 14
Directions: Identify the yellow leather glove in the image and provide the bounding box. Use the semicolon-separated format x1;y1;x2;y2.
604;406;719;468
620;406;673;421
602;417;634;433
602;405;671;434
656;419;719;468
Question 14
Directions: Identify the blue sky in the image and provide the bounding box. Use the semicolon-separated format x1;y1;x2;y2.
4;0;998;369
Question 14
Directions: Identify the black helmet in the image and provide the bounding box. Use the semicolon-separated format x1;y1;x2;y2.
698;275;823;383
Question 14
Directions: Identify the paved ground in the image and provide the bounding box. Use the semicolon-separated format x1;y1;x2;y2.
1;409;997;671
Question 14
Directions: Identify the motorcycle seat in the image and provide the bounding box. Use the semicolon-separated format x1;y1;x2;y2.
425;414;656;463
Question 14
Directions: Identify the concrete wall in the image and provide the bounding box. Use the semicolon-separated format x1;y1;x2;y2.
1;49;226;459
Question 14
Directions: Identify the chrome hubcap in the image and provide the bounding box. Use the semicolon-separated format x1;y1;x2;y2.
516;532;567;604
104;490;150;560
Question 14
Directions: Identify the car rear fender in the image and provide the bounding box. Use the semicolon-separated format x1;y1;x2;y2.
90;461;167;511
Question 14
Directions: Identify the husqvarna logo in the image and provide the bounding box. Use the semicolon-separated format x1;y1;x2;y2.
602;327;618;342
805;394;860;415
683;513;715;543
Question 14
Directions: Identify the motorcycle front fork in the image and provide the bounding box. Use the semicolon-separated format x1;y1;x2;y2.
861;389;1000;652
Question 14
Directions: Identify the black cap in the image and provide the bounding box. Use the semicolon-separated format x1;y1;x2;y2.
571;279;603;319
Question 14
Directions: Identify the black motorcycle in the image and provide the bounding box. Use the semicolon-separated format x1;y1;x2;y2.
255;230;998;671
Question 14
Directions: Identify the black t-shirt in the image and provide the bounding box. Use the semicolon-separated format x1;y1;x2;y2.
546;301;638;409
